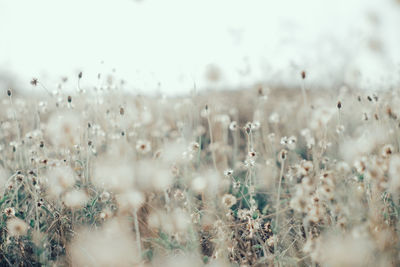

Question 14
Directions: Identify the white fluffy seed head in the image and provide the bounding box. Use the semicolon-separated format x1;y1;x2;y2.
64;189;88;209
116;190;145;212
191;176;207;193
46;166;76;198
389;154;400;197
93;157;135;193
69;219;139;266
7;217;28;237
46;111;81;147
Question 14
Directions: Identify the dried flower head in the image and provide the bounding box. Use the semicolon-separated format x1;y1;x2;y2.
99;191;111;202
136;139;151;154
4;207;15;217
280;136;288;146
200;104;210;117
336;124;345;134
189;142;200;152
173;189;185;201
287;136;297;150
229;121;238;131
354;158;367;174
244;122;252;134
248;150;257;159
30;78;38;86
7;217;28;237
222;194;237;208
381;144;394;158
15;173;24;183
278;149;288;162
233;180;241;189
224;168;234;177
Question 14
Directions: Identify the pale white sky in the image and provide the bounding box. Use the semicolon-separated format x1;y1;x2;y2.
0;0;399;95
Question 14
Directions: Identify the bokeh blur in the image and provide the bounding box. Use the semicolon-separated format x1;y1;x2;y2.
0;0;399;94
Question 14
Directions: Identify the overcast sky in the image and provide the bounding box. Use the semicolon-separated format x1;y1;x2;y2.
0;0;399;95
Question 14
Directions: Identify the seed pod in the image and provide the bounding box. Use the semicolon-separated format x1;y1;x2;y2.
278;149;288;162
258;86;263;96
30;78;38;86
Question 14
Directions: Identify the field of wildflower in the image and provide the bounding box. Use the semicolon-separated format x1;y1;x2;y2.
1;74;400;266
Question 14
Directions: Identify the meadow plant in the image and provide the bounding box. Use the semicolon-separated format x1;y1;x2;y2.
0;74;400;266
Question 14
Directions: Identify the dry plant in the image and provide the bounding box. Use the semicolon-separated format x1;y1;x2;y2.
0;73;400;266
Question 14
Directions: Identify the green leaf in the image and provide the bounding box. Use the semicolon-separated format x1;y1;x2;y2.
252;244;263;250
0;195;9;206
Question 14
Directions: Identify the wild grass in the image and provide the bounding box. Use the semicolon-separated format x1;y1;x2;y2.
0;76;400;266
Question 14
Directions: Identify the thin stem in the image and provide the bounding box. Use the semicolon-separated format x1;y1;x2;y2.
207;114;218;171
38;82;52;96
274;158;285;257
164;189;171;212
301;79;308;108
133;208;142;257
86;126;90;185
9;94;25;169
233;129;238;166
